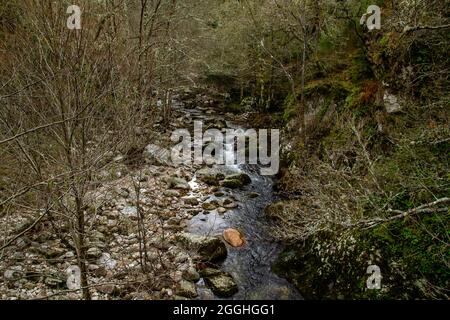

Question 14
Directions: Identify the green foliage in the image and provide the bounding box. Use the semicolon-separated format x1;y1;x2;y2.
282;93;297;121
321;124;352;150
375;140;449;208
317;36;334;55
348;51;374;82
365;214;450;298
304;79;353;99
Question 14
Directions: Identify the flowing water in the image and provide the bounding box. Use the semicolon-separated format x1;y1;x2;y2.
173;100;301;300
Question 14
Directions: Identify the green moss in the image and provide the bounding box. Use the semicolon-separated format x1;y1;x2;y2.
304;79;353;99
366;214;450;295
282;93;297;121
274;212;449;300
374;137;449;208
321;126;352;150
347;50;374;82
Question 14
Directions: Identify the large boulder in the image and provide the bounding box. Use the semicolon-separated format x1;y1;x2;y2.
177;232;227;262
195;168;225;186
226;173;251;185
220;173;251;189
220;179;243;189
200;268;238;297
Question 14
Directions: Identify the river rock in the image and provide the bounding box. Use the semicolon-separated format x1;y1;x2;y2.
116;187;130;198
214;191;225;197
223;228;245;247
205;119;227;130
91;230;106;243
121;206;138;219
220;172;251;189
225;173;251;185
217;207;227;214
164;189;181;197
177;280;198;298
44;275;65;288
202;202;217;211
222;198;238;209
90;264;107;277
4;267;23;282
182;267;200;282
167;177;190;190
202;269;238;297
66;266;81;290
183;197;199;206
87;247;103;259
199;267;222;278
220;179;243;189
43;246;66;259
224;202;238;209
383;91;403;114
177;232;227;262
247;192;260;198
195;168;225;185
143;144;172;166
61;251;76;260
98;253;117;270
222;198;233;205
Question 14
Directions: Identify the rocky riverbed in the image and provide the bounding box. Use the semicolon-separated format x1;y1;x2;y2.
0;88;300;300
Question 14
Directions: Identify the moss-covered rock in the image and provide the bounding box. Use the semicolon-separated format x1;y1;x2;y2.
177;280;198;298
177;232;227;262
196;168;226;186
220;179;243;189
201;269;238;297
220;173;251;189
225;173;251;185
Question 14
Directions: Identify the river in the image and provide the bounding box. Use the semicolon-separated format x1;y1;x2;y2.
172;98;301;300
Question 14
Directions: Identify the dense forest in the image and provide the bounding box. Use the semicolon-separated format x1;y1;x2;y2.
0;0;448;300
